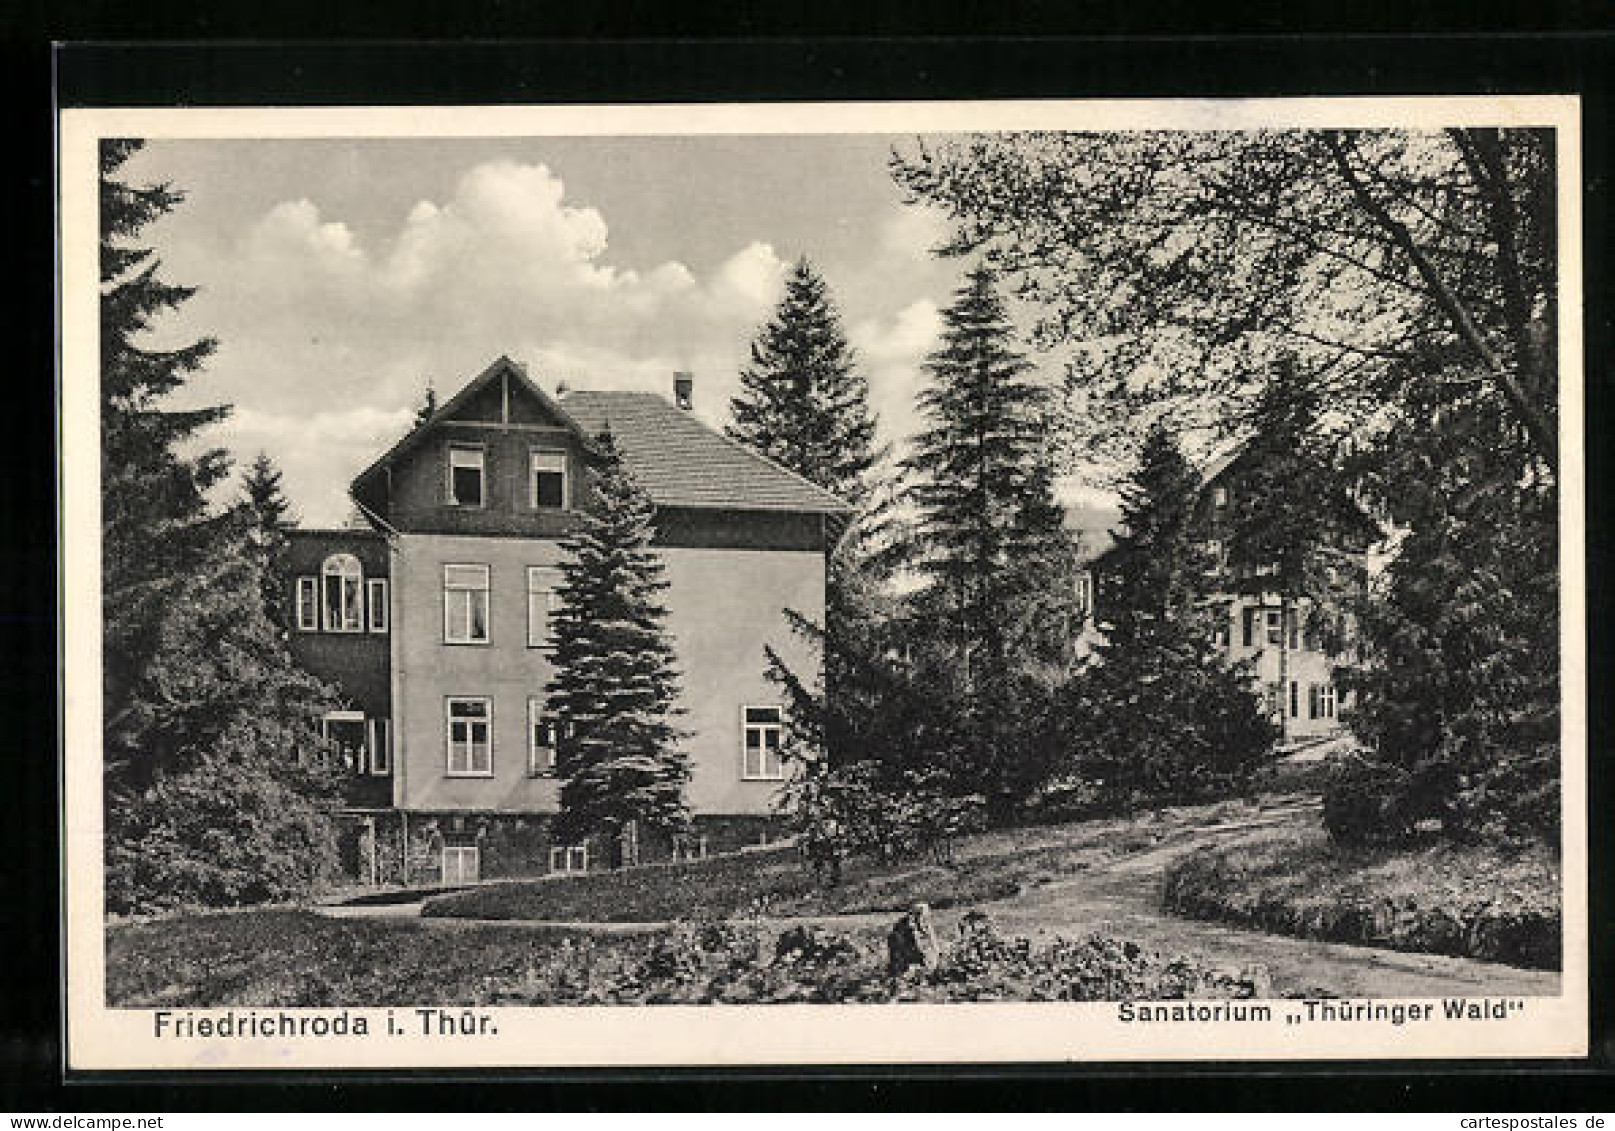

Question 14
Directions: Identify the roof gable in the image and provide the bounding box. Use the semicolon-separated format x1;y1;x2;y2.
351;356;593;492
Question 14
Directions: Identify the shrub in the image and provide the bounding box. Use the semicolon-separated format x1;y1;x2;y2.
1321;756;1417;845
105;757;340;915
780;760;987;873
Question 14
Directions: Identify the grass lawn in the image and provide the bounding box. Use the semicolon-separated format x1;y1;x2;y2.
1161;825;1561;969
420;797;1270;923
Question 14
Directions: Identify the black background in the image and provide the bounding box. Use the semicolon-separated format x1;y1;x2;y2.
5;15;1612;1112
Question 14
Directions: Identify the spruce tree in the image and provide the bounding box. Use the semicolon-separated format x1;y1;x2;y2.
100;139;341;911
1223;357;1370;738
726;257;878;497
1075;425;1272;803
102;138;232;744
547;432;691;864
240;452;296;634
412;382;438;429
900;264;1076;807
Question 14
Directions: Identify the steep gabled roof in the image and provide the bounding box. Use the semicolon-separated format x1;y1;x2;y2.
561;390;851;515
350;355;594;494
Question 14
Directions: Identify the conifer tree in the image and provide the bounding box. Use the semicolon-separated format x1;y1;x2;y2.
547;432;691;864
412;382;438;429
900;264;1076;806
100;139;340;911
1223;357;1371;737
726;257;878;497
1075;425;1272;802
240;451;296;633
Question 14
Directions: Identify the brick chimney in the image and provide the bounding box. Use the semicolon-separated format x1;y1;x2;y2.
673;371;694;410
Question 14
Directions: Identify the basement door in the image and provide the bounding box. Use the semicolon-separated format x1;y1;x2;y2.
442;845;479;885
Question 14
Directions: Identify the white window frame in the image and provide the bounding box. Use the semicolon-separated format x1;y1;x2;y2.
443;564;491;645
741;705;786;781
320;709;366;771
1319;684;1337;719
526;565;562;648
447;444;486;508
549;844;588;873
295;576;318;631
321;553;364;633
530;448;568;510
366;717;391;775
445;696;494;777
367;578;389;633
442;845;479;885
527;696;557;777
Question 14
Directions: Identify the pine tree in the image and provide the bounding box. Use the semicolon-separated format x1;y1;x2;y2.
547;432;691;863
100;139;341;912
412;382;438;430
1075;426;1272;802
1223;357;1370;739
240;452;296;633
1099;424;1212;646
726;257;879;497
900;264;1076;806
101;138;232;745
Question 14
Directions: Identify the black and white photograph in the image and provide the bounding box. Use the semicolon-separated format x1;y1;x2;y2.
59;97;1586;1068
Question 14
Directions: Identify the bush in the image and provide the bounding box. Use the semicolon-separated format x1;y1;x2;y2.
1161;826;1561;969
780;760;987;873
1321;756;1417;845
106;757;341;915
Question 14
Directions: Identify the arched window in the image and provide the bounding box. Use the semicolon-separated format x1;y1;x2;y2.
321;553;363;632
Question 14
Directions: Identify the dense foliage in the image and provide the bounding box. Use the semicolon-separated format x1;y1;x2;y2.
726;257;879;498
548;432;691;860
101;139;341;914
239;451;295;635
107;909;1258;1007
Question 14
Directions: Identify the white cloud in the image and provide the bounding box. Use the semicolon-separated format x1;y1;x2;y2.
851;299;942;453
880;203;954;261
164;161;800;523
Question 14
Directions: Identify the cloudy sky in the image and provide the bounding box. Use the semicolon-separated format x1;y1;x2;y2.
126;135;1093;527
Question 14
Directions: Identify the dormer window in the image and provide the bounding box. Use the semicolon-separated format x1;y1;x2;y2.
448;445;485;507
531;449;567;509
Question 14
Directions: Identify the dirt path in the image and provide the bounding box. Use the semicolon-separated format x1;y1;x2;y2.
946;821;1561;999
317;802;1560;999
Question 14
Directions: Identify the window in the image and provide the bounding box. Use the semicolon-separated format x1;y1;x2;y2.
1287;608;1301;651
1265;609;1284;645
1074;570;1094;621
446;697;493;776
1205;539;1223;563
673;834;709;862
531;449;568;509
321;554;363;633
549;844;588;873
1241;606;1257;648
296;577;318;631
1311;685;1337;720
321;711;366;772
366;717;391;775
742;706;785;781
527;697;557;777
527;566;563;647
442;846;479;885
443;564;490;644
1213;485;1230;507
1289;680;1300;719
367;578;389;633
447;445;485;507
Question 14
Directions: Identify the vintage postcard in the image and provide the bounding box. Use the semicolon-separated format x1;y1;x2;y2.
59;96;1587;1070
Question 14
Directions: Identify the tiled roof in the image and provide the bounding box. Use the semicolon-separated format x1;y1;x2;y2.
561;390;851;515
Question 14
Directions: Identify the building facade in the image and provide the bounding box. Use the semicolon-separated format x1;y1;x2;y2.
291;357;846;885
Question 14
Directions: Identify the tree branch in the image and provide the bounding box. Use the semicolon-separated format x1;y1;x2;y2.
1324;131;1557;473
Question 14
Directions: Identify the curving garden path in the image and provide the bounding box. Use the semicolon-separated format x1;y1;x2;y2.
317;806;1561;999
